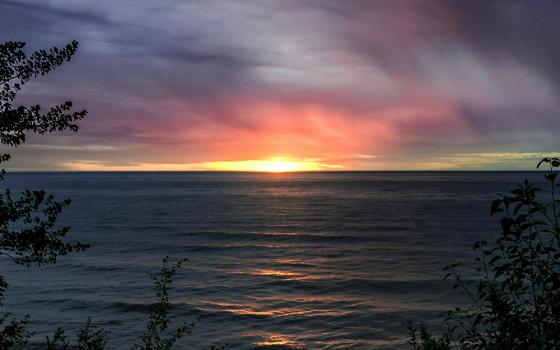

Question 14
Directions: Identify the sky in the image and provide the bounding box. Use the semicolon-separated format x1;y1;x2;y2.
1;0;560;171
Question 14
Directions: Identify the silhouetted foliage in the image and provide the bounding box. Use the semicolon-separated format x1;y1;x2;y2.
0;274;30;347
407;321;450;350
0;40;86;178
0;40;88;265
46;319;109;350
409;158;560;349
45;258;198;350
0;189;89;266
133;257;196;350
0;41;210;349
0;39;89;348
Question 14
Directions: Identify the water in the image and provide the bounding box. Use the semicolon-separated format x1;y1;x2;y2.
0;171;545;349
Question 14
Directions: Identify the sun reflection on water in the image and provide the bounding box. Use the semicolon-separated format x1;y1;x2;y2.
247;331;304;348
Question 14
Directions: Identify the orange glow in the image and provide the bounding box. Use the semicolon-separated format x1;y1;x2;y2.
205;157;341;172
59;100;464;172
62;157;342;172
253;334;302;348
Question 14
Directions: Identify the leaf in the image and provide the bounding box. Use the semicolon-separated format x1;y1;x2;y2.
503;196;514;208
490;198;503;215
537;157;550;169
501;217;514;235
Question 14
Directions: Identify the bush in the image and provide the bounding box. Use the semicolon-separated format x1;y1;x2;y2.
409;158;560;349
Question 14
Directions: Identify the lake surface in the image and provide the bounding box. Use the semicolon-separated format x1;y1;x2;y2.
0;171;545;349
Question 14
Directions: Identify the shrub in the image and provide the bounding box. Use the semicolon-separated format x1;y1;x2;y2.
409;158;560;349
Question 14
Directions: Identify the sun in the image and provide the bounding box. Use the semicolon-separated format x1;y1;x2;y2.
251;159;306;172
205;157;341;172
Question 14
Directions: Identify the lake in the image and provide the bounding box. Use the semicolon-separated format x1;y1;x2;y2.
0;171;544;349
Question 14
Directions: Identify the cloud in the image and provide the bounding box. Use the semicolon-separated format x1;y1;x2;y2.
1;0;559;170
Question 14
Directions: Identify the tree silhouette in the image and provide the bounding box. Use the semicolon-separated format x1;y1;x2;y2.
1;39;89;346
0;41;207;349
409;159;560;349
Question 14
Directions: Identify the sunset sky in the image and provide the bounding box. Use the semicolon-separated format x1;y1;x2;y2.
2;0;560;171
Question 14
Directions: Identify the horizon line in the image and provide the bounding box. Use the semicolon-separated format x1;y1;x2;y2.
3;169;544;173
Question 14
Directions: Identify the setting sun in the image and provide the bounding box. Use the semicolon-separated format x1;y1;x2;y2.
206;157;342;172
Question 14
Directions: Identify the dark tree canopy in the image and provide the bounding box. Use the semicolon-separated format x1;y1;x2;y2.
0;40;89;266
0;40;87;175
